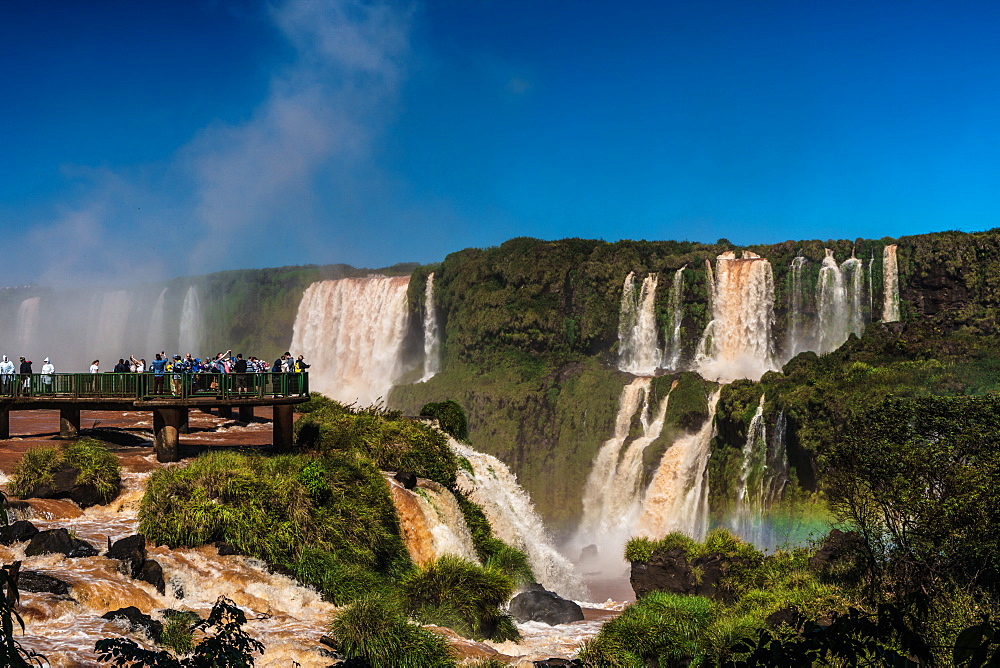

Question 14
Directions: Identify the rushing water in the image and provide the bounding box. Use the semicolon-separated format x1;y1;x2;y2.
420;273;441;382
617;272;661;375
664;266;686;370
289;276;411;406
388;475;480;566
882;244;900;322
178;285;204;356
635;388;722;541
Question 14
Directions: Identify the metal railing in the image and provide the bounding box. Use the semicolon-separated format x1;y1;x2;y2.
0;372;309;400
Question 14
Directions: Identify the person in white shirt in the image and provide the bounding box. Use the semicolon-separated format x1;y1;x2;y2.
0;356;15;395
41;357;54;394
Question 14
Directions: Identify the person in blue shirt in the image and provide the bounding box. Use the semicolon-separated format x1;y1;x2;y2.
150;353;168;395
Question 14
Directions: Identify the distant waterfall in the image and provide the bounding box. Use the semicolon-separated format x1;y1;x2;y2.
16;297;40;353
867;254;875;317
636;388;722;540
618;272;661;374
696;253;776;382
178;285;204;355
882;244;900;322
816;250;849;354
577;378;673;556
452;440;587;599
843;256;865;337
146;288;168;353
388;476;480;566
94;290;134;358
664;267;686;369
420;273;441;382
785;257;808;357
290;276;410;406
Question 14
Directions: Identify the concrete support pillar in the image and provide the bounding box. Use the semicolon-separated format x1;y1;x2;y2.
273;404;294;452
59;408;80;439
153;407;182;463
0;408;9;440
218;405;233;419
238;405;255;424
178;407;189;434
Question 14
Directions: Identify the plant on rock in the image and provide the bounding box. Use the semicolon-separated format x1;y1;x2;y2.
9;439;121;507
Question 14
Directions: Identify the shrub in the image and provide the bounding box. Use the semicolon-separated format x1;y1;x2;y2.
401;555;520;642
327;593;456;667
419;400;469;441
10;439;121;506
293;392;348;414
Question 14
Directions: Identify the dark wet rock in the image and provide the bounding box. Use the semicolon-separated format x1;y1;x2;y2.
83;428;149;447
509;589;584;625
0;520;39;545
139;559;166;595
394;471;417;490
25;528;98;558
534;660;583;667
523;581;546;591
19;463;119;508
18;571;70;596
102;606;163;642
630;548;748;602
216;541;243;556
107;534;146;579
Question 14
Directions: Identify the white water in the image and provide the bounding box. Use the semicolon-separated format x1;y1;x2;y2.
146;288;168;353
664;266;686;370
178;285;204;355
696;253;776;382
289;276;411;406
93;290;134;359
730;395;766;540
882;244;900;322
635;388;722;540
816;249;849;354
16;297;40;353
388;476;480;566
420;273;441;382
785;256;808;358
617;272;661;375
451;440;588;599
575;378;673;567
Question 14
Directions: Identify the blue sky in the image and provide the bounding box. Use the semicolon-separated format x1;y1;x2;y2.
2;0;998;284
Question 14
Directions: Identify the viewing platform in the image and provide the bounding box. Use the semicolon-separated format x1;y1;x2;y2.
0;372;310;462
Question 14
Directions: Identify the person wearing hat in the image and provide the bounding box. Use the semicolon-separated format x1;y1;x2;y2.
0;356;14;395
41;357;54;394
171;354;186;396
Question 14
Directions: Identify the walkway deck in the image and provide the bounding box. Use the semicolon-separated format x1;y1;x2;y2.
0;372;310;461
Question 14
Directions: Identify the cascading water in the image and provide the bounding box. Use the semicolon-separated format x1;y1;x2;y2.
730;395;766;541
93;290;134;359
815;249;849;354
882;244;900;322
617;272;661;375
868;254;875;317
695;253;776;382
575;378;673;565
420;273;441;382
785;256;808;358
16;297;40;353
289;276;411;406
451;440;587;599
664;267;686;370
843;255;865;338
178;285;204;355
635;388;722;540
388;476;480;566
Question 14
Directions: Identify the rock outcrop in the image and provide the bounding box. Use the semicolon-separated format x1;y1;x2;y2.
630;547;750;602
25;528;98;558
508;588;584;625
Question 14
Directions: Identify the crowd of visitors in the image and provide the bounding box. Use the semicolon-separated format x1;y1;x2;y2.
0;350;310;396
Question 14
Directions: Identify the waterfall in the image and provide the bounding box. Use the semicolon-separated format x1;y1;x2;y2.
290;276;411;406
420;273;441;382
695;252;776;382
146;288;168;353
93;290;134;359
178;285;204;355
16;297;40;353
576;378;673;560
785;256;808;358
388;476;480;566
882;244;900;322
451;440;587;599
815;249;849;354
636;388;722;540
730;395;766;541
842;256;865;338
617;272;661;375
664;267;686;370
867;254;875;318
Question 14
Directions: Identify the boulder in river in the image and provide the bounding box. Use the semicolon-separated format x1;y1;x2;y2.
509;588;584;625
139;559;166;595
25;528;98;558
18;570;71;596
21;463;118;509
0;520;39;545
102;606;163;643
107;534;147;579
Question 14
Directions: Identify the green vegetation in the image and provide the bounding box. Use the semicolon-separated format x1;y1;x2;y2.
419;400;469;441
453;491;534;586
9;439;121;506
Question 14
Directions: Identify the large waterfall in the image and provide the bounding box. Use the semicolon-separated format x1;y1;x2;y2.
785;256;808;358
664;266;686;370
289;276;411;406
178;285;204;355
420;273;441;382
576;378;673;560
617;272;661;375
696;253;776;382
815;250;850;354
16;297;40;353
636;388;722;540
452;440;587;599
882;244;900;322
388;476;480;566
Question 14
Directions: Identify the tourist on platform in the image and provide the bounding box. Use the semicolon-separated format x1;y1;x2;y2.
19;357;33;395
0;356;15;394
41;357;54;394
89;360;99;392
114;358;129;373
171;354;186;395
282;352;294;373
150;353;167;395
272;355;284;373
294;355;310;373
234;353;250;394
